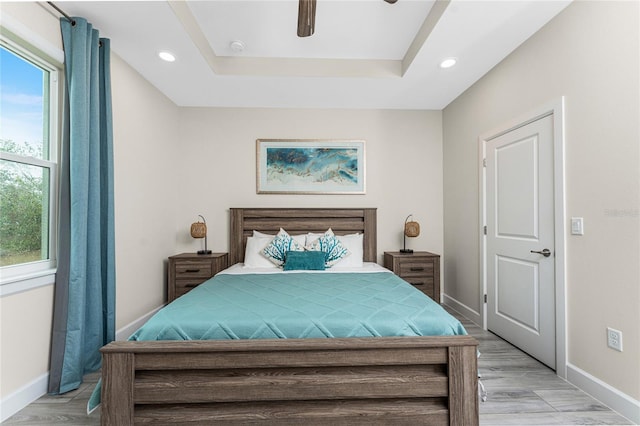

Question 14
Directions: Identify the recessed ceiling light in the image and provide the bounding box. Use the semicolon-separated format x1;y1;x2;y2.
439;57;457;69
158;51;176;62
230;40;245;53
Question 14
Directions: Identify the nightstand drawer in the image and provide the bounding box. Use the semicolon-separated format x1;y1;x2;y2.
384;251;441;303
175;261;212;278
168;253;228;302
175;279;208;298
398;261;434;278
404;277;434;297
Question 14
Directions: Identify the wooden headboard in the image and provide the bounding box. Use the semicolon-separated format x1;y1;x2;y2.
229;208;377;265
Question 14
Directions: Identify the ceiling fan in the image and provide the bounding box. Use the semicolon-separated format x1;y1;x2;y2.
297;0;398;37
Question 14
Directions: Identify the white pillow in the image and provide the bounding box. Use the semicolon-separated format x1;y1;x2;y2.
334;233;363;267
253;230;305;245
305;232;324;246
243;236;277;268
253;230;274;238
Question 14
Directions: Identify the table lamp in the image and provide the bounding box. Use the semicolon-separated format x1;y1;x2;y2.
190;215;212;255
400;214;420;253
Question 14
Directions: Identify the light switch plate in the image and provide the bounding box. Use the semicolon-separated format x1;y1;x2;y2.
571;217;584;235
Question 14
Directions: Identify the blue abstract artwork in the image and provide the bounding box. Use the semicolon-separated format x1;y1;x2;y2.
257;140;365;194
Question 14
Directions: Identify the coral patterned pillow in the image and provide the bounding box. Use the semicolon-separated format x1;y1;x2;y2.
305;228;350;267
262;228;304;267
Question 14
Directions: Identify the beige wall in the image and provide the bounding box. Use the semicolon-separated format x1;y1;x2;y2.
0;2;179;400
0;286;54;398
443;0;639;400
173;108;443;264
1;3;443;402
110;53;180;328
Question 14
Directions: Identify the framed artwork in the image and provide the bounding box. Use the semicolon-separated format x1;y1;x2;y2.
256;139;366;194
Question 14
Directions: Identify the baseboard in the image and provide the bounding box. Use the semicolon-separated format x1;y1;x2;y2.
567;363;640;424
1;304;164;422
0;372;48;423
442;293;482;325
115;304;165;341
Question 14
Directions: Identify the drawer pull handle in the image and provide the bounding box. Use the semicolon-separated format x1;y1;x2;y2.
185;269;200;273
410;267;424;271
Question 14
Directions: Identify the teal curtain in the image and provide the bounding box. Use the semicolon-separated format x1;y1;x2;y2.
48;17;115;395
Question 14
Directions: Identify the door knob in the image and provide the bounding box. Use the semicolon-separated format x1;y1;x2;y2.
530;248;551;257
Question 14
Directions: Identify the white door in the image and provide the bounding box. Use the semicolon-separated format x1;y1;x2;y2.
486;114;556;369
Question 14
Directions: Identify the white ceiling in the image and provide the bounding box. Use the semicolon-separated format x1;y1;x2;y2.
59;0;571;110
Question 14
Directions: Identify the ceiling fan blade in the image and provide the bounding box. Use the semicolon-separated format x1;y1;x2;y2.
297;0;316;37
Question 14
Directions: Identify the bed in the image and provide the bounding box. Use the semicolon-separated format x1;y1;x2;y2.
99;208;478;425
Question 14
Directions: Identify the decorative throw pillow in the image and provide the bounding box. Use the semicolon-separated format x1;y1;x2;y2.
283;250;326;271
306;232;363;267
262;228;304;266
305;228;350;267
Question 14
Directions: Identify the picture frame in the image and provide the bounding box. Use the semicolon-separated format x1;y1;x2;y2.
256;139;366;194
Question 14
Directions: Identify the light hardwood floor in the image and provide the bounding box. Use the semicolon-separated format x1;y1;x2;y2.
454;312;634;426
4;310;634;425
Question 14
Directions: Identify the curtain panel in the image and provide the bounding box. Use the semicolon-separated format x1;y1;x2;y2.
48;17;115;395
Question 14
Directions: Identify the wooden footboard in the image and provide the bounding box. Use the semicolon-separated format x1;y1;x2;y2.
100;335;478;425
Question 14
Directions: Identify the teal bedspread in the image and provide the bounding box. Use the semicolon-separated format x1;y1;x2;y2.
131;272;467;340
88;271;466;412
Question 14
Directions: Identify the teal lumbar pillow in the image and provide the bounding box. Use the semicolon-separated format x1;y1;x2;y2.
283;250;326;271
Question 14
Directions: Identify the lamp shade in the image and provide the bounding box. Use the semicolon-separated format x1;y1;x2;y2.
190;221;207;239
404;220;420;238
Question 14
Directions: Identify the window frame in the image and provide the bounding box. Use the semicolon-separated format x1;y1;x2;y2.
0;29;62;292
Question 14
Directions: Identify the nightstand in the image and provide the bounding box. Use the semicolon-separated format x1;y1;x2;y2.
384;251;440;303
167;252;228;302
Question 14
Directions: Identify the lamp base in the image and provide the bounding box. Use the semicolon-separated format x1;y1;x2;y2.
399;249;414;254
197;250;212;255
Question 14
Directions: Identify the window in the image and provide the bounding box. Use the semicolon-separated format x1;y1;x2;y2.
0;34;60;283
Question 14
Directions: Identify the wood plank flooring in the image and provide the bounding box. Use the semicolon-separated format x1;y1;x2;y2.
454;312;634;426
4;309;634;425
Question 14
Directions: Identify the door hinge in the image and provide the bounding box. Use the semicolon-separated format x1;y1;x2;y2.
483;158;487;167
484;294;487;303
483;225;487;235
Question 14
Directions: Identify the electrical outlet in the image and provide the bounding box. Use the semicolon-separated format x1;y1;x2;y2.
607;327;623;352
